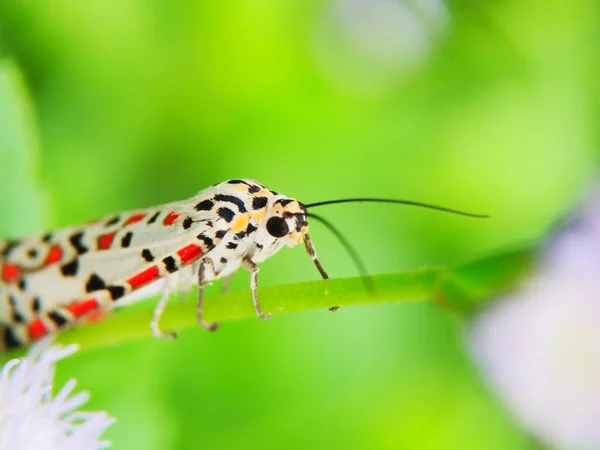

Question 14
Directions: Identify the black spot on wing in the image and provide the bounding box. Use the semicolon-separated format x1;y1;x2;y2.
248;184;261;194
147;212;160;224
215;229;227;239
197;234;215;251
183;217;194;229
2;326;22;350
195;200;214;211
42;233;53;243
217;207;235;223
8;295;24;322
252;196;268;209
48;311;69;328
60;259;79;277
214;194;247;213
220;257;227;264
226;242;238;250
105;216;120;227
32;297;41;313
121;232;133;248
27;248;38;258
86;273;106;292
227;179;250;185
1;240;18;257
163;256;178;273
69;232;88;255
108;285;126;301
235;231;245;240
141;249;154;262
276;199;293;207
18;279;26;290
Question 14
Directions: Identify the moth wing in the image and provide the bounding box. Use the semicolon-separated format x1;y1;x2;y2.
0;199;206;276
19;230;211;319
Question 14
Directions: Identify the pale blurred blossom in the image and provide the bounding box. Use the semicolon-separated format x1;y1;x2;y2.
0;339;115;450
314;0;449;95
469;183;600;449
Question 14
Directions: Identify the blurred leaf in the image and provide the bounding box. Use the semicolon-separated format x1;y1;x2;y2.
0;59;47;237
434;243;536;314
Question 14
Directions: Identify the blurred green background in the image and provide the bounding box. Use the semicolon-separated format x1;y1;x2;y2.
0;0;598;448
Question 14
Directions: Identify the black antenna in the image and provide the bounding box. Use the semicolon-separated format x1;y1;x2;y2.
307;212;368;279
305;198;489;219
307;212;375;296
303;197;488;298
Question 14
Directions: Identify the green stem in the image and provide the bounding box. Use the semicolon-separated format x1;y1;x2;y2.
57;268;439;352
0;243;536;360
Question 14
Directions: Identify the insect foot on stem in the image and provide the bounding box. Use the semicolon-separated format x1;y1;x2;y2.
199;320;219;332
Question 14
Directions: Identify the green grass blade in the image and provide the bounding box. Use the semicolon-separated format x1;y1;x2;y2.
41;243;536;353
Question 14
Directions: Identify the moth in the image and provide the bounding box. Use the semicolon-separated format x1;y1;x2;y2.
0;179;485;350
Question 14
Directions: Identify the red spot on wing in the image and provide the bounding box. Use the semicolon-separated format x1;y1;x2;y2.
127;265;159;289
2;264;20;282
28;319;48;340
163;212;179;225
44;245;63;265
81;309;108;324
124;213;145;225
67;298;99;318
177;244;203;264
97;232;116;250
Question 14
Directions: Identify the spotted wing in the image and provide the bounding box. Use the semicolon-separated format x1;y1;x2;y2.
0;197;225;350
0;200;185;279
1;178;272;350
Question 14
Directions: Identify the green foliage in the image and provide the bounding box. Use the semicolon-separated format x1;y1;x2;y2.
0;60;47;237
0;1;598;449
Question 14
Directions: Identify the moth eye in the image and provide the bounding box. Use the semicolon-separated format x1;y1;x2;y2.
266;216;289;238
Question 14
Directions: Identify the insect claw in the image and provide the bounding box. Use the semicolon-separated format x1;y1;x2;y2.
329;306;339;312
200;321;219;332
152;328;178;340
258;312;272;320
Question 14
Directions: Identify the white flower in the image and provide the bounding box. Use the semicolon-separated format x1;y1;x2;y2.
469;183;600;449
0;339;115;450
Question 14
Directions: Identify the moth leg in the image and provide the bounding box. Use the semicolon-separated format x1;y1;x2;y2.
242;257;271;320
150;281;177;340
197;259;219;331
179;261;199;300
303;233;329;280
304;233;338;312
221;274;234;294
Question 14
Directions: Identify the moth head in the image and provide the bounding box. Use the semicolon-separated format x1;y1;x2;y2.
264;197;308;247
